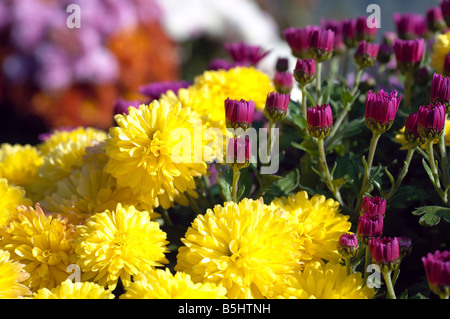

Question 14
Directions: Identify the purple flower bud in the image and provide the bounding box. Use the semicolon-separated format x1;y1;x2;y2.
422;250;450;298
441;0;450;27
362;196;387;217
308;28;335;62
342;18;358;48
264;91;290;122
369;237;401;271
224;42;270;66
427;7;446;32
393;38;425;74
338;233;360;257
417;102;446;140
225;98;255;130
398;236;413;258
274;71;293;94
321;18;345;54
365;90;401;133
357;212;383;244
226;136;252;169
307;104;333;138
354;40;380;69
404;112;425;146
283;26;319;59
139;81;191;101
275;57;289;72
355;16;378;42
431;73;450;108
207;58;247;71
393;12;426;39
377;43;394;64
293;58;316;86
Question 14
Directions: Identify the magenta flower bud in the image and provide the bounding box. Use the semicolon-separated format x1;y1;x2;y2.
417;102;446;140
283;26;319;59
321;18;345;54
404;112;426;146
275;57;289;72
441;0;450;27
308;28;335;62
293;58;316;86
393;13;426;40
431;73;450;110
338;233;360;257
264;91;290;122
427;7;446;32
354;40;380;69
306;104;333;138
224;42;270;66
226;136;252;169
274;71;293;94
113;99;142;115
444;53;450;77
397;236;413;258
422;250;450;298
393;38;425;74
369;237;401;272
355;16;378;42
377;43;394;64
225;98;255;130
365;89;401;134
139;81;191;101
342;18;358;48
362;196;387;218
357;212;383;244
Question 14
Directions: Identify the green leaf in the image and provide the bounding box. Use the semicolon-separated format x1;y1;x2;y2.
412;206;450;226
340;89;354;105
291;138;319;157
216;167;232;202
262;169;300;203
422;158;435;184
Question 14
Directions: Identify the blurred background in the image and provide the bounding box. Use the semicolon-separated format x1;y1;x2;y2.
0;0;441;144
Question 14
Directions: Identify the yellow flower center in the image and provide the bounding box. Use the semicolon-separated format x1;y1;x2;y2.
149;131;170;157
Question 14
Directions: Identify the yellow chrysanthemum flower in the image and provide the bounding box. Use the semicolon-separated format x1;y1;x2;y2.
31;127;108;200
271;191;351;265
162;67;274;128
273;262;375;299
105;100;213;209
0;143;43;193
430;31;450;74
393;120;450;149
120;268;227;299
0;249;31;298
0;178;32;228
74;203;169;290
40;142;157;225
32;279;115;299
175;198;300;299
0;204;75;292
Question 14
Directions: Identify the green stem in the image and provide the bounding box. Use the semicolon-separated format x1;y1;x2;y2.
404;72;413;108
317;137;343;205
356;132;382;214
386;146;416;200
267;121;276;158
316;62;322;105
352;68;363;95
301;85;307;120
363;244;371;280
345;257;352;275
161;209;173;227
383;270;397;299
231;166;241;203
438;115;449;187
426;140;447;203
